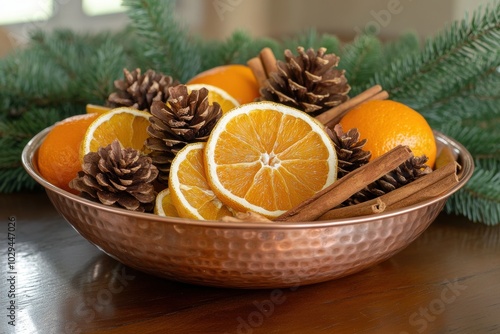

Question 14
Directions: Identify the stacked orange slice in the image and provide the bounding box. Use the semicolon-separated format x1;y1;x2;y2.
80;107;151;159
167;101;338;219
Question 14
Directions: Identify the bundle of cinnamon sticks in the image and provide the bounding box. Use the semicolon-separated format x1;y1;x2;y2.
222;48;461;224
277;146;459;222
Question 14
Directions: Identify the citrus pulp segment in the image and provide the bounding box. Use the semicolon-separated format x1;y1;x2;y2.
204;101;338;218
80;107;151;159
169;142;234;220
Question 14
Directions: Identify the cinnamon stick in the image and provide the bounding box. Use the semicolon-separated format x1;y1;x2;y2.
275;145;413;222
315;85;386;127
365;90;390;103
391;168;458;210
318;161;459;220
317;197;387;220
259;47;278;77
247;57;268;89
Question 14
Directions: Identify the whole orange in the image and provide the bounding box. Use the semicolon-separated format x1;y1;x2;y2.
38;113;99;193
339;100;437;168
186;64;260;105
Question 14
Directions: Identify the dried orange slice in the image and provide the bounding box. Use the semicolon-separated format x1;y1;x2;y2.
169;142;233;220
186;64;260;105
85;104;111;115
80;107;151;159
154;188;180;217
204;101;338;218
186;84;239;114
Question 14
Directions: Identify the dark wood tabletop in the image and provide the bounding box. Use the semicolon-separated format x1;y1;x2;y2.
1;190;499;334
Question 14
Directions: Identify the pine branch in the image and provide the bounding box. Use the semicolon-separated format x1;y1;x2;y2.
338;34;383;94
382;31;421;63
425;99;500;129
371;1;500;108
0;45;72;115
475;157;500;171
0;108;69;140
199;30;279;71
122;0;202;82
281;29;342;56
438;124;500;159
77;39;127;104
0;29;128;115
0;108;69;150
116;27;160;70
445;164;500;225
0;167;41;193
200;30;252;68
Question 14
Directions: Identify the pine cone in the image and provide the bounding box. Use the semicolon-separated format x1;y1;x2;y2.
328;124;371;178
259;46;351;116
146;84;223;184
69;140;159;212
106;68;179;111
344;155;433;206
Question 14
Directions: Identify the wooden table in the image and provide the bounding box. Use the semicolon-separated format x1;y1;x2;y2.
1;191;499;334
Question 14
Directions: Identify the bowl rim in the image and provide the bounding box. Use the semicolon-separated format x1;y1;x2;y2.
22;126;474;230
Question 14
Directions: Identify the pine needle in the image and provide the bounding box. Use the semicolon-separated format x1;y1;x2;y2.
445;165;500;225
339;34;383;94
371;1;500;109
122;0;202;82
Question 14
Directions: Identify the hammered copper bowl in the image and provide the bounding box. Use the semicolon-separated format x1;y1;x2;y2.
22;128;473;289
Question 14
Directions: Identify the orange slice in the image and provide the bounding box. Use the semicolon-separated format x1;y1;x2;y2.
80;107;151;159
186;64;260;105
204;101;338;218
169;142;234;220
154;188;180;217
85;104;111;115
186;84;239;114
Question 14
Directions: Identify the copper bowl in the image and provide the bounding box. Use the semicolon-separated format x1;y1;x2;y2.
22;128;473;289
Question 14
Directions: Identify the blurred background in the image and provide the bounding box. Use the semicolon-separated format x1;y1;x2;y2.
0;0;495;57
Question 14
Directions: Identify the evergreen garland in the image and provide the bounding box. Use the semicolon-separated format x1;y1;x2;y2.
0;0;498;225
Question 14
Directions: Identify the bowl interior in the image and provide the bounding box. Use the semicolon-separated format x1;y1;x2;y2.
22;127;474;229
20;128;474;288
